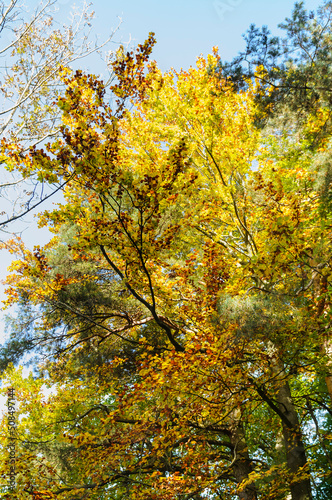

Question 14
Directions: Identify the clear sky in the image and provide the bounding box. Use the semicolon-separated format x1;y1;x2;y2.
0;0;324;342
58;0;323;72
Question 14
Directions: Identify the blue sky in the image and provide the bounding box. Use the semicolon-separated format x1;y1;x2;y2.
72;0;323;72
0;0;324;341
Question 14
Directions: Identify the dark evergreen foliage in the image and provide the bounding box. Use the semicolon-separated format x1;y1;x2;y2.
218;2;332;123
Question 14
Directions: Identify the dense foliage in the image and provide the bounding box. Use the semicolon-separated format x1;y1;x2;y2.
1;3;332;500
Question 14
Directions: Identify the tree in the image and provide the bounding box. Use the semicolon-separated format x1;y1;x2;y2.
219;0;332;413
219;1;332;131
1;36;332;500
0;0;120;229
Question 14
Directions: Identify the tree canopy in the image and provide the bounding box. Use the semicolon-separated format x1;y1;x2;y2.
0;0;119;229
1;2;332;500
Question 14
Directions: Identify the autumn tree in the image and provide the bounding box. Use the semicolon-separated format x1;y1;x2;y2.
220;0;332;414
1;33;332;500
0;0;120;229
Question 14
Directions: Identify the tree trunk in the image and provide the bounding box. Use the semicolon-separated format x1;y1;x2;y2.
312;271;332;405
322;337;332;406
271;360;312;500
229;410;257;500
